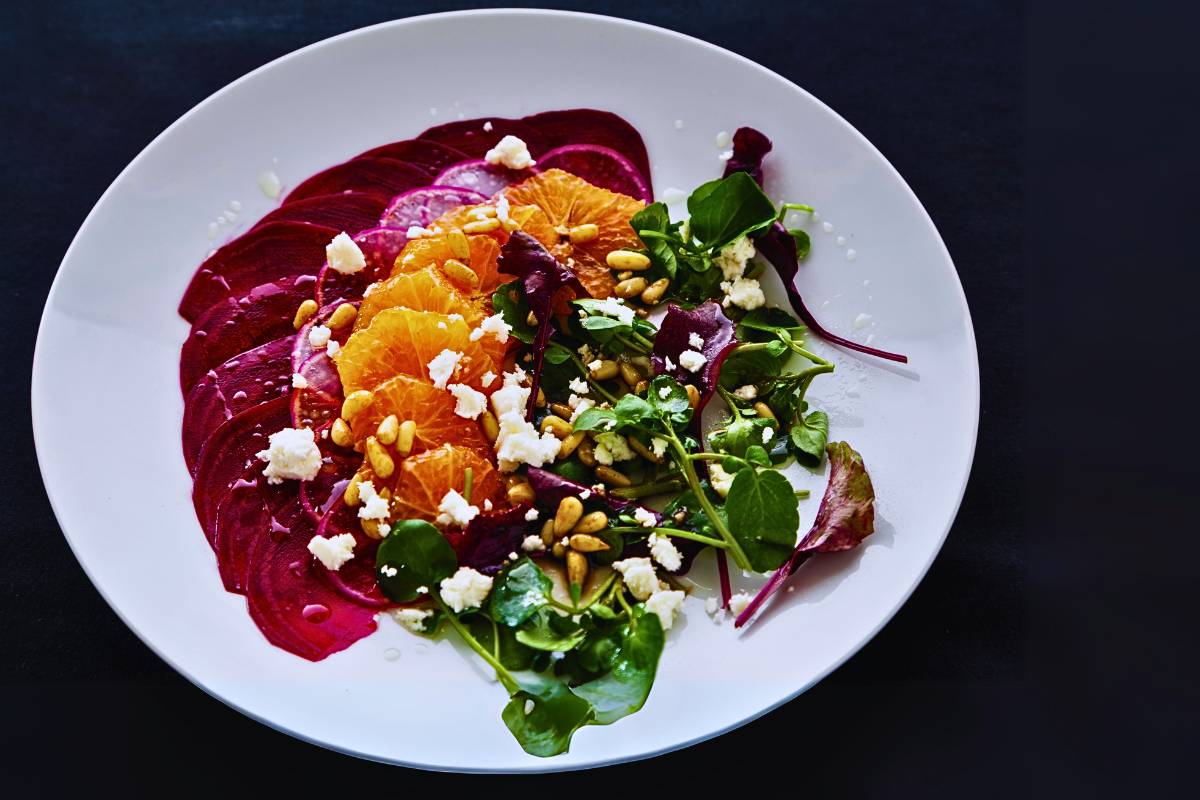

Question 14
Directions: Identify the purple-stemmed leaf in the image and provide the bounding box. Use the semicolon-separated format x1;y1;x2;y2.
526;468;652;517
453;504;538;576
650;301;738;415
721;126;774;185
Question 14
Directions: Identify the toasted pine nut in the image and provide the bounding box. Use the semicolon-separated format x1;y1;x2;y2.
330;418;353;448
507;480;535;506
395;419;416;456
605;250;651;271
571;510;609;535
327;302;357;330
549;402;573;420
594;466;632;488
463;218;500;234
293;299;318;330
576;440;596;467
342;390;373;420
536;387;546;407
589;359;619;381
540;518;556;547
552;541;567;559
641;277;669;305
559;431;586;459
616;270;634;281
527;311;538;327
618;361;641;388
614;277;648;299
442;258;480;290
376;414;399;445
342;475;361;506
634;379;649;395
365;436;395;479
480;411;499;443
540;415;573;439
753;401;776;420
360;518;385;539
568;223;600;244
554;496;584;535
447;228;471;260
628;436;664;464
685;384;700;409
569;533;610;553
566;550;589;586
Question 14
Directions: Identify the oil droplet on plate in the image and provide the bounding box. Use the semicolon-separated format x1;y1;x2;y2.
383;648;401;662
257;170;282;199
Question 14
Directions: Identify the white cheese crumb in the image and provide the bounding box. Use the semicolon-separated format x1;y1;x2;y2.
291;372;308;389
587;359;603;372
391;607;433;633
651;437;668;459
733;384;758;401
469;313;512;343
447;383;487;419
307;324;331;349
592;297;635;325
521;534;544;552
714;236;756;281
326;340;341;358
483;120;494;132
435;489;479;529
612;557;659;601
762;427;775;444
708;463;735;498
439;567;493;612
405;225;434;238
481;370;497;388
483;499;493;511
484;135;536;170
495;193;510;223
633;507;658;529
678;349;707;373
649;533;683;572
663;356;676;371
688;332;705;349
594;432;636;466
307;533;356;571
524;508;540;522
427;349;463;389
437;321;447;330
720;276;766;310
256;427;322;484
853;312;874;330
658;386;671;399
326;232;366;275
645;589;686;630
508;551;519;561
728;592;753;617
357;480;391;521
568;377;590;394
381;565;398;577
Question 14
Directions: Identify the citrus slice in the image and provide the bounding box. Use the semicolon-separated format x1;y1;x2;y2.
393;231;513;296
355;267;485;333
343;374;492;459
501;168;645;298
390;444;505;524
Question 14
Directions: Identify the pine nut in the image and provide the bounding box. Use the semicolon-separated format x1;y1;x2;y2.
293;299;318;330
616;270;633;281
605;250;651;271
552;541;567;558
554;496;584;535
589;359;619;381
628;436;664;464
395;419;416;456
549;402;573;420
540;518;556;547
594;466;632;487
342;475;361;506
536;387;546;407
566;550;589;586
376;414;399;445
360;518;385;539
463;218;500;234
571;510;609;535
576;440;596;467
527;311;538;327
568;223;599;244
540;415;573;439
569;533;610;553
685;384;700;409
365;436;395;479
507;480;535;506
480;411;499;443
447;228;471;260
614;277;648;299
327;302;357;330
559;431;585;459
641;278;669;305
442;258;480;290
330;418;353;448
618;361;641;388
634;379;649;395
341;390;373;420
753;401;776;420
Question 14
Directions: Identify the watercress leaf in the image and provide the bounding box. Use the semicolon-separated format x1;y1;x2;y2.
492;281;537;344
631;202;678;278
501;673;595;757
736;307;805;342
790;410;830;467
718;344;789;388
515;608;588;652
375;520;457;603
544;342;573;364
744;444;772;467
613;393;654;426
645;375;691;422
467;615;537;670
581;315;627;331
789;228;812;260
550;457;594;485
687;172;778;250
725;469;799;572
490;558;553;627
573;608;665;724
710;415;773;459
573;407;618;432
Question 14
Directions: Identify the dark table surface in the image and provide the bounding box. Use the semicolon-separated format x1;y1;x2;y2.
3;1;1193;796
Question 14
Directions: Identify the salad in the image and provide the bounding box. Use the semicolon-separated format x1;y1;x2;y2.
179;109;899;757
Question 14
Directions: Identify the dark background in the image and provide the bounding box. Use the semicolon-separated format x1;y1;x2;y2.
3;1;1193;796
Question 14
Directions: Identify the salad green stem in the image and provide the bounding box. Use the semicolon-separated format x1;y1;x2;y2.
433;595;518;694
688;452;754;471
567;354;619;403
610;477;683;500
545;572;617;615
663;430;752;570
607;526;729;549
463;468;474;505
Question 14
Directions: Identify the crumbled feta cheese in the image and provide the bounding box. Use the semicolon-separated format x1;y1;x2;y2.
649;534;683;572
484;135;536;170
483;499;493;511
439;567;493;612
645;589;686;630
580;489;592;500
495;193;510;223
568;377;590;394
508;551;519;561
447;313;464;322
853;312;874;330
427;349;463;389
406;225;434;239
586;359;603;373
594;432;636;466
381;565;398;577
592;297;635;325
326;231;366;275
678;349;707;373
448;383;487;419
307;325;331;349
483;120;494;132
663;356;676;371
720;276;767;310
391;607;433;633
435;489;479;528
291;372;308;389
357;480;391;521
481;370;497;388
577;343;593;361
521;534;544;552
705;596;721;616
307;533;356;571
733;384;758;401
326;340;341;358
437;321;447;330
728;592;753;616
493;412;561;472
708;463;735;498
524;508;540;522
256;427;322;484
650;437;668;459
688;332;705;349
762;427;774;444
468;312;512;343
612;557;659;601
658;386;671;399
634;507;658;529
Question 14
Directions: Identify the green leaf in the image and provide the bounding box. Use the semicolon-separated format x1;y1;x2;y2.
687;172;778;250
725;469;800;572
612;393;654;426
631;202;679;278
515;608;588;652
492;281;536;344
744;444;771;467
709;415;773;459
502;674;595;757
572;407;618;432
550;457;594;485
718;341;790;388
573;608;665;724
544;342;573;365
467;615;539;671
736;307;805;342
375;520;458;603
788;228;812;260
790;410;830;467
489;558;553;627
645;375;691;425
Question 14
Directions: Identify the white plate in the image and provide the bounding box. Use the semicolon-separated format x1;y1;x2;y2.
32;10;977;772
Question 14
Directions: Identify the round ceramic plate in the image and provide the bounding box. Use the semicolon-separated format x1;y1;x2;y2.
32;10;977;772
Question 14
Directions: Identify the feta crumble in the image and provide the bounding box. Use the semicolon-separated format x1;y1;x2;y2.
678;349;707;373
521;534;544;552
489;370;562;471
649;534;684;572
427;349;463;389
762;427;775;444
524;508;540;522
307;533;356;571
435;489;479;528
645;589;686;630
592;297;635;325
439;567;493;612
568;377;590;395
663;356;676;371
612;557;659;601
651;437;668;459
594;432;636;466
483;120;494;132
448;383;487;419
705;596;722;617
326;340;341;358
659;386;671;399
468;312;512;343
381;565;398;577
326;231;366;275
291;372;308;389
728;592;753;617
720;276;766;310
307;324;331;349
733;384;758;401
708;463;735;498
484;135;536;170
391;607;433;633
256;427;322;483
633;507;658;529
357;480;391;521
481;370;497;388
716;237;755;279
405;225;434;239
688;331;705;349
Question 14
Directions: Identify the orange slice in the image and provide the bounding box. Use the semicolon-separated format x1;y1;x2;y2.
356;267;485;333
393;232;513;296
390;443;505;523
343;374;492;459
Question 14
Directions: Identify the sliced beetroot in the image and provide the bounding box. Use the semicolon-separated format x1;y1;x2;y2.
182;336;295;474
191;396;291;543
433;160;537;197
283;157;430;205
290;302;355;371
521;109;652;191
299;443;358;525
417;117;550;159
179;222;334;323
251;191;390;233
537;144;650;201
290;352;341;431
313;502;390;609
651;301;738;416
378;186;488;229
212;467;269;593
314;228;406;307
353;138;469;176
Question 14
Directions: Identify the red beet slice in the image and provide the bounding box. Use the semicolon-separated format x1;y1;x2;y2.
212;467;269;594
433;160;537;197
182;335;295;474
378;186;488;229
521;109;652;191
417;117;550;159
538;144;651;201
251;191;390;233
290;302;355;371
179;222;334;323
314;228;406;307
179;275;314;392
354;138;469;176
283;157;430;204
314;502;390;609
299;438;357;525
290;352;341;431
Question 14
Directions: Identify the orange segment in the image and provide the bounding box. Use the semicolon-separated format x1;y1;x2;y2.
391;444;505;524
393;232;513;296
356;267;485;333
335;307;498;395
502;168;645;298
343;374;492;459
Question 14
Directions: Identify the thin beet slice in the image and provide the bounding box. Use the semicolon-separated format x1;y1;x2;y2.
433;160;537;197
191;396;291;542
378;186;488;230
417;117;549;159
290;353;341;432
283;157;430;204
179;275;314;392
291;301;356;372
314;502;390;609
314;228;406;307
651;301;738;416
251;191;390;233
521;109;652;191
179;222;334;323
182;336;295;474
354;138;469;176
212;466;269;594
299;438;357;525
537;144;650;201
